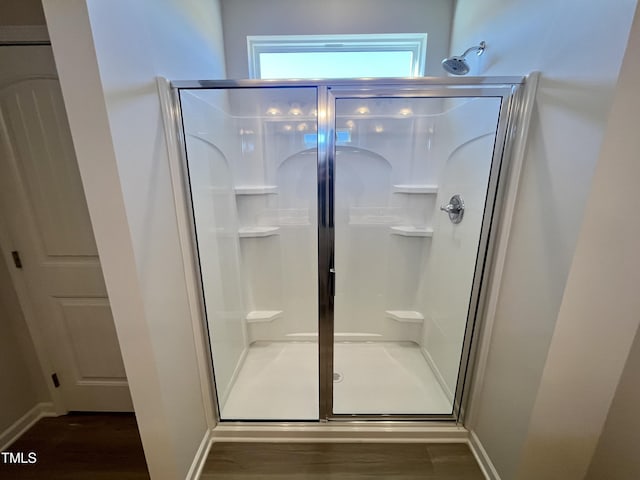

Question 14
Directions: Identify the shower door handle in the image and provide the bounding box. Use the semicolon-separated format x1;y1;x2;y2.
329;268;336;297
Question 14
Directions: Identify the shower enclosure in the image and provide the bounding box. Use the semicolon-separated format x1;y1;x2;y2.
171;77;524;422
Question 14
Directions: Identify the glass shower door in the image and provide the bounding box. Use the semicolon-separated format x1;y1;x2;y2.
180;86;319;421
175;79;521;423
329;91;506;417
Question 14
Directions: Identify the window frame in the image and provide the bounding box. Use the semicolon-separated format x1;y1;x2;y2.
247;33;427;79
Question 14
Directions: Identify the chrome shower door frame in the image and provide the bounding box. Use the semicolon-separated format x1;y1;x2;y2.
170;77;526;425
320;82;520;422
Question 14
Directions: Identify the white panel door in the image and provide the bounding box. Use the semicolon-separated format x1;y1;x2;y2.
0;45;132;411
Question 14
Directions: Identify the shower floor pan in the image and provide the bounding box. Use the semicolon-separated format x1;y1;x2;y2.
220;341;452;420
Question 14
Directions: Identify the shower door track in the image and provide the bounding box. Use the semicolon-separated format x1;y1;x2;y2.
170;76;529;426
171;76;525;89
208;420;470;443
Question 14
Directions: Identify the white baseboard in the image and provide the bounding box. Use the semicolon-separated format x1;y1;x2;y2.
185;428;212;480
421;347;454;403
0;402;56;451
468;430;501;480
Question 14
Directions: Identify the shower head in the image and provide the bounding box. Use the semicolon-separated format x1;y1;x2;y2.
441;41;486;76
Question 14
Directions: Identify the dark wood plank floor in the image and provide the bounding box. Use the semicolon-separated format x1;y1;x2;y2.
201;442;485;479
0;413;149;479
1;415;485;479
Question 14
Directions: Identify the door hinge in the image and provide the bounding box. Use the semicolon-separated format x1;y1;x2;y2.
51;373;60;388
11;251;22;269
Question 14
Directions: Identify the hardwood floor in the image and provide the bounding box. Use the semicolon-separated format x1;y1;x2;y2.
1;414;485;479
0;413;149;479
201;442;485;479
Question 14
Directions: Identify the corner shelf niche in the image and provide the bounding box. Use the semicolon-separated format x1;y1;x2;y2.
385;310;424;324
390;226;433;237
234;185;278;195
246;310;283;323
392;184;438;194
238;226;280;238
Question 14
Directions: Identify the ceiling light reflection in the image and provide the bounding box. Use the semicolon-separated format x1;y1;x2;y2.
289;102;302;116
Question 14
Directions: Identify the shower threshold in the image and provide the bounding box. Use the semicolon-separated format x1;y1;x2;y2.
220;341;452;421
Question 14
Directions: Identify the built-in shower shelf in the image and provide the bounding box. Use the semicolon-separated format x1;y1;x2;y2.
238;226;280;238
246;310;283;323
390;226;434;237
385;310;425;323
234;185;278;195
392;184;438;194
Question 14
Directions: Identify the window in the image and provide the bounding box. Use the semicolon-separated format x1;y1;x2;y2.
248;34;427;79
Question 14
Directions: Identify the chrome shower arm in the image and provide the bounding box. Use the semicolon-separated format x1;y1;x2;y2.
461;41;487;58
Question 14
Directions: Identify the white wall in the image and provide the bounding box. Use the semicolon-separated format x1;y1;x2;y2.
42;0;227;478
516;6;640;477
0;253;48;437
220;0;455;78
586;324;640;479
449;0;638;478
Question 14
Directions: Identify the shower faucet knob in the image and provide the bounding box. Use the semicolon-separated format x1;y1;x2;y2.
440;204;461;213
440;194;465;224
